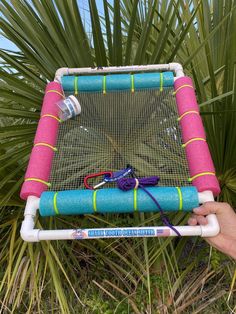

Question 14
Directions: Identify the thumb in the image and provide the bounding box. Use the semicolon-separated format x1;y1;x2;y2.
193;201;233;216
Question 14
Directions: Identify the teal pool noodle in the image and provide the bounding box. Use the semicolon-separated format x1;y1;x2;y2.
61;72;174;92
39;186;198;217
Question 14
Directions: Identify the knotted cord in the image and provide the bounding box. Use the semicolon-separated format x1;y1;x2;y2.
117;174;181;236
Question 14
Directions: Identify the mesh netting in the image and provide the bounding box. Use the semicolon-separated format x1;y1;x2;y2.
49;88;190;191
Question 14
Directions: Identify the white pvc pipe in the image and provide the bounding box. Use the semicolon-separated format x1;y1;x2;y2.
20;196;40;242
198;190;215;203
37;225;202;241
54;63;184;82
20;191;220;242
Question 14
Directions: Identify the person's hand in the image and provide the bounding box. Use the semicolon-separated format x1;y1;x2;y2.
188;202;236;259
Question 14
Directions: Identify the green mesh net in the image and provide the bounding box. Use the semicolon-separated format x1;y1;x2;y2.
49;88;190;191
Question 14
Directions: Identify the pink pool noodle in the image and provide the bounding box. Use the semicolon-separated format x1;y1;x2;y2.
21;147;54;198
41;82;64;116
174;77;220;196
175;77;199;115
180;114;206;143
20;81;63;200
34;117;59;146
186;141;215;174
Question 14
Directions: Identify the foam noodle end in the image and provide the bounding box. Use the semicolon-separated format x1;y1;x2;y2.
20;181;48;200
174;76;199;116
41;81;64;116
192;175;221;196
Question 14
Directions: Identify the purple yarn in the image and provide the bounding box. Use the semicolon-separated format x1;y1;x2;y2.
117;176;181;237
118;176;159;191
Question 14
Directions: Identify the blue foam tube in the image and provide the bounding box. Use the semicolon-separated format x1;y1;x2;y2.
61;72;174;92
39;186;198;217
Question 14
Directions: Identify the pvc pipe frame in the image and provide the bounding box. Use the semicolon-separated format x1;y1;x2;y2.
20;63;220;242
54;62;184;82
20;191;220;242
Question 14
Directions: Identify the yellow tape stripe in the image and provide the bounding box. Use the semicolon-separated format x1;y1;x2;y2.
41;114;61;122
176;187;183;210
34;142;57;151
53;192;59;215
74;76;78;95
103;76;106;94
25;178;51;187
131;74;134;93
178;110;199;121
93;190;97;212
46;89;65;98
160;73;163;92
173;84;194;95
134;189;138;211
188;172;215;182
182;137;206;148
